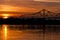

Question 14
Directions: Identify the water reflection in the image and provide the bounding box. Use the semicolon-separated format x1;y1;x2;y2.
0;25;60;40
2;25;8;40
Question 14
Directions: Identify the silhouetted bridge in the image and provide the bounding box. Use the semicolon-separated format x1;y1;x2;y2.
0;9;60;25
21;9;60;19
0;9;60;33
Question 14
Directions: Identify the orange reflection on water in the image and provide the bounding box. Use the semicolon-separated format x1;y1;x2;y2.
2;25;8;40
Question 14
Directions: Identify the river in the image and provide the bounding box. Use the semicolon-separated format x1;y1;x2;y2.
0;25;60;40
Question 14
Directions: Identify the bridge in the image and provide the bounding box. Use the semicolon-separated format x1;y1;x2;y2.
0;9;60;25
21;9;60;20
0;9;60;33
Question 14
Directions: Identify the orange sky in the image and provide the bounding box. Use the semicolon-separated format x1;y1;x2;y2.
0;5;37;12
34;0;60;2
0;0;60;13
0;0;59;17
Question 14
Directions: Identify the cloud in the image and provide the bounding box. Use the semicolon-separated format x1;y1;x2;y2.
0;0;60;7
47;0;60;1
34;0;60;2
0;0;60;13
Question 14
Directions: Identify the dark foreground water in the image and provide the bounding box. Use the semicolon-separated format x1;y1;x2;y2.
0;25;60;40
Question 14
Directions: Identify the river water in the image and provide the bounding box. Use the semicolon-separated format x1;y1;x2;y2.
0;25;60;40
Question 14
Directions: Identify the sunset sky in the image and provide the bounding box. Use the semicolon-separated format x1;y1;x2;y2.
0;0;60;13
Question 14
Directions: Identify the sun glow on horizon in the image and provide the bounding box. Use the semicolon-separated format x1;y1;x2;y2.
2;14;9;19
3;16;9;19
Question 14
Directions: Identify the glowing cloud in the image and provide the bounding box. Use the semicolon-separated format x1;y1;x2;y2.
0;5;20;12
34;0;60;2
34;0;45;1
0;5;36;12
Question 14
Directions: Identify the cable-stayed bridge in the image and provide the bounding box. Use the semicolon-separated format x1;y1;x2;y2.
20;9;60;20
0;9;60;25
